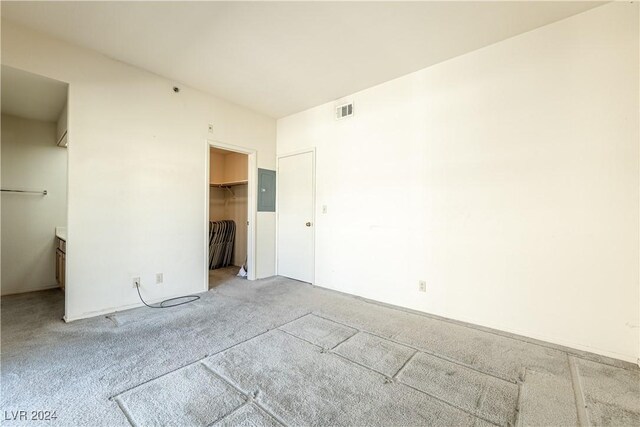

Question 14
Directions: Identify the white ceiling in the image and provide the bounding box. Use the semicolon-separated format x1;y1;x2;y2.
1;1;602;118
1;65;68;122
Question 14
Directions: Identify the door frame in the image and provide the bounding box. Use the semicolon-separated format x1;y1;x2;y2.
204;140;258;291
276;147;316;284
63;84;71;321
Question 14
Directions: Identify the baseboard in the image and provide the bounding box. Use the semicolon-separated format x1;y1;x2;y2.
64;288;209;322
64;301;143;322
310;282;639;370
1;284;60;297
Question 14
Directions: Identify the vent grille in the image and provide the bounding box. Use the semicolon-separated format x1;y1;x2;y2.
336;103;353;120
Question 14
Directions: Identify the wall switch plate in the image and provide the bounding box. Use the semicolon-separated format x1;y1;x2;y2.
156;273;163;284
132;277;141;288
208;124;214;133
419;280;427;292
322;205;328;214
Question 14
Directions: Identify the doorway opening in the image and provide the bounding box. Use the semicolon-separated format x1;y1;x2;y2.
1;65;69;315
207;143;257;289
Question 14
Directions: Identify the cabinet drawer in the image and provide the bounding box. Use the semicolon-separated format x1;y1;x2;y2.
55;249;61;285
55;248;65;291
60;252;65;291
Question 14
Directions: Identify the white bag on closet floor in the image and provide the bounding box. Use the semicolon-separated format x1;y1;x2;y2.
237;266;247;277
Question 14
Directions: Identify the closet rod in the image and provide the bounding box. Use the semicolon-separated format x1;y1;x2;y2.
1;189;48;195
223;187;235;197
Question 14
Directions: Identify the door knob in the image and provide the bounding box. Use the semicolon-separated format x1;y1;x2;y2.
305;222;312;227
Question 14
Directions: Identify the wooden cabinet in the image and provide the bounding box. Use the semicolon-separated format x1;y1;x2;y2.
55;237;66;291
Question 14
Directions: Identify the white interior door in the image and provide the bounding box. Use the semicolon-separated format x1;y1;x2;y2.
277;151;314;283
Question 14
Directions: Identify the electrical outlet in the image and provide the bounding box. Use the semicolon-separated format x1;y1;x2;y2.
156;273;163;284
418;280;427;292
132;277;141;288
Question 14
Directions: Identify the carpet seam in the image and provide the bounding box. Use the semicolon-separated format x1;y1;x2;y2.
392;349;419;379
312;311;517;384
279;312;358;350
201;363;289;427
204;402;250;427
474;382;488;421
330;329;360;352
400;380;500;426
513;372;524;427
203;402;286;427
568;355;591;427
254;403;288;427
329;329;359;350
112;396;138;427
330;347;394;378
277;328;329;350
250;402;289;427
197;366;255;426
111;355;209;399
110;311;313;399
277;326;501;426
200;362;253;398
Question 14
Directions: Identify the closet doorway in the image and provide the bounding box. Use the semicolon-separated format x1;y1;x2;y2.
206;142;257;289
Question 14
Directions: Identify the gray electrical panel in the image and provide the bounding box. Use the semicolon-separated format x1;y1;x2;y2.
257;169;276;212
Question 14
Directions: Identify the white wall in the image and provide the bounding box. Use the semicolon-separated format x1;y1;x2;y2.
277;3;639;362
1;114;67;295
1;20;277;320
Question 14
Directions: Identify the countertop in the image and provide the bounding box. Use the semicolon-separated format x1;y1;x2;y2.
55;227;67;241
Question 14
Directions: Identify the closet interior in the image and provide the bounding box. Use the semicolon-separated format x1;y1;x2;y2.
209;147;248;288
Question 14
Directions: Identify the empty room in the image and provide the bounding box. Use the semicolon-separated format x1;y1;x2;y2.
1;1;638;426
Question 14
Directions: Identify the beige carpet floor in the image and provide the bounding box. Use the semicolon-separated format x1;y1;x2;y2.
2;274;639;426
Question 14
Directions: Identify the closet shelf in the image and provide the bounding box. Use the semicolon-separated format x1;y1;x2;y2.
210;180;248;188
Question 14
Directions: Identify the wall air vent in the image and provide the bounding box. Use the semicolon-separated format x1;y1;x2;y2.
336;102;354;120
